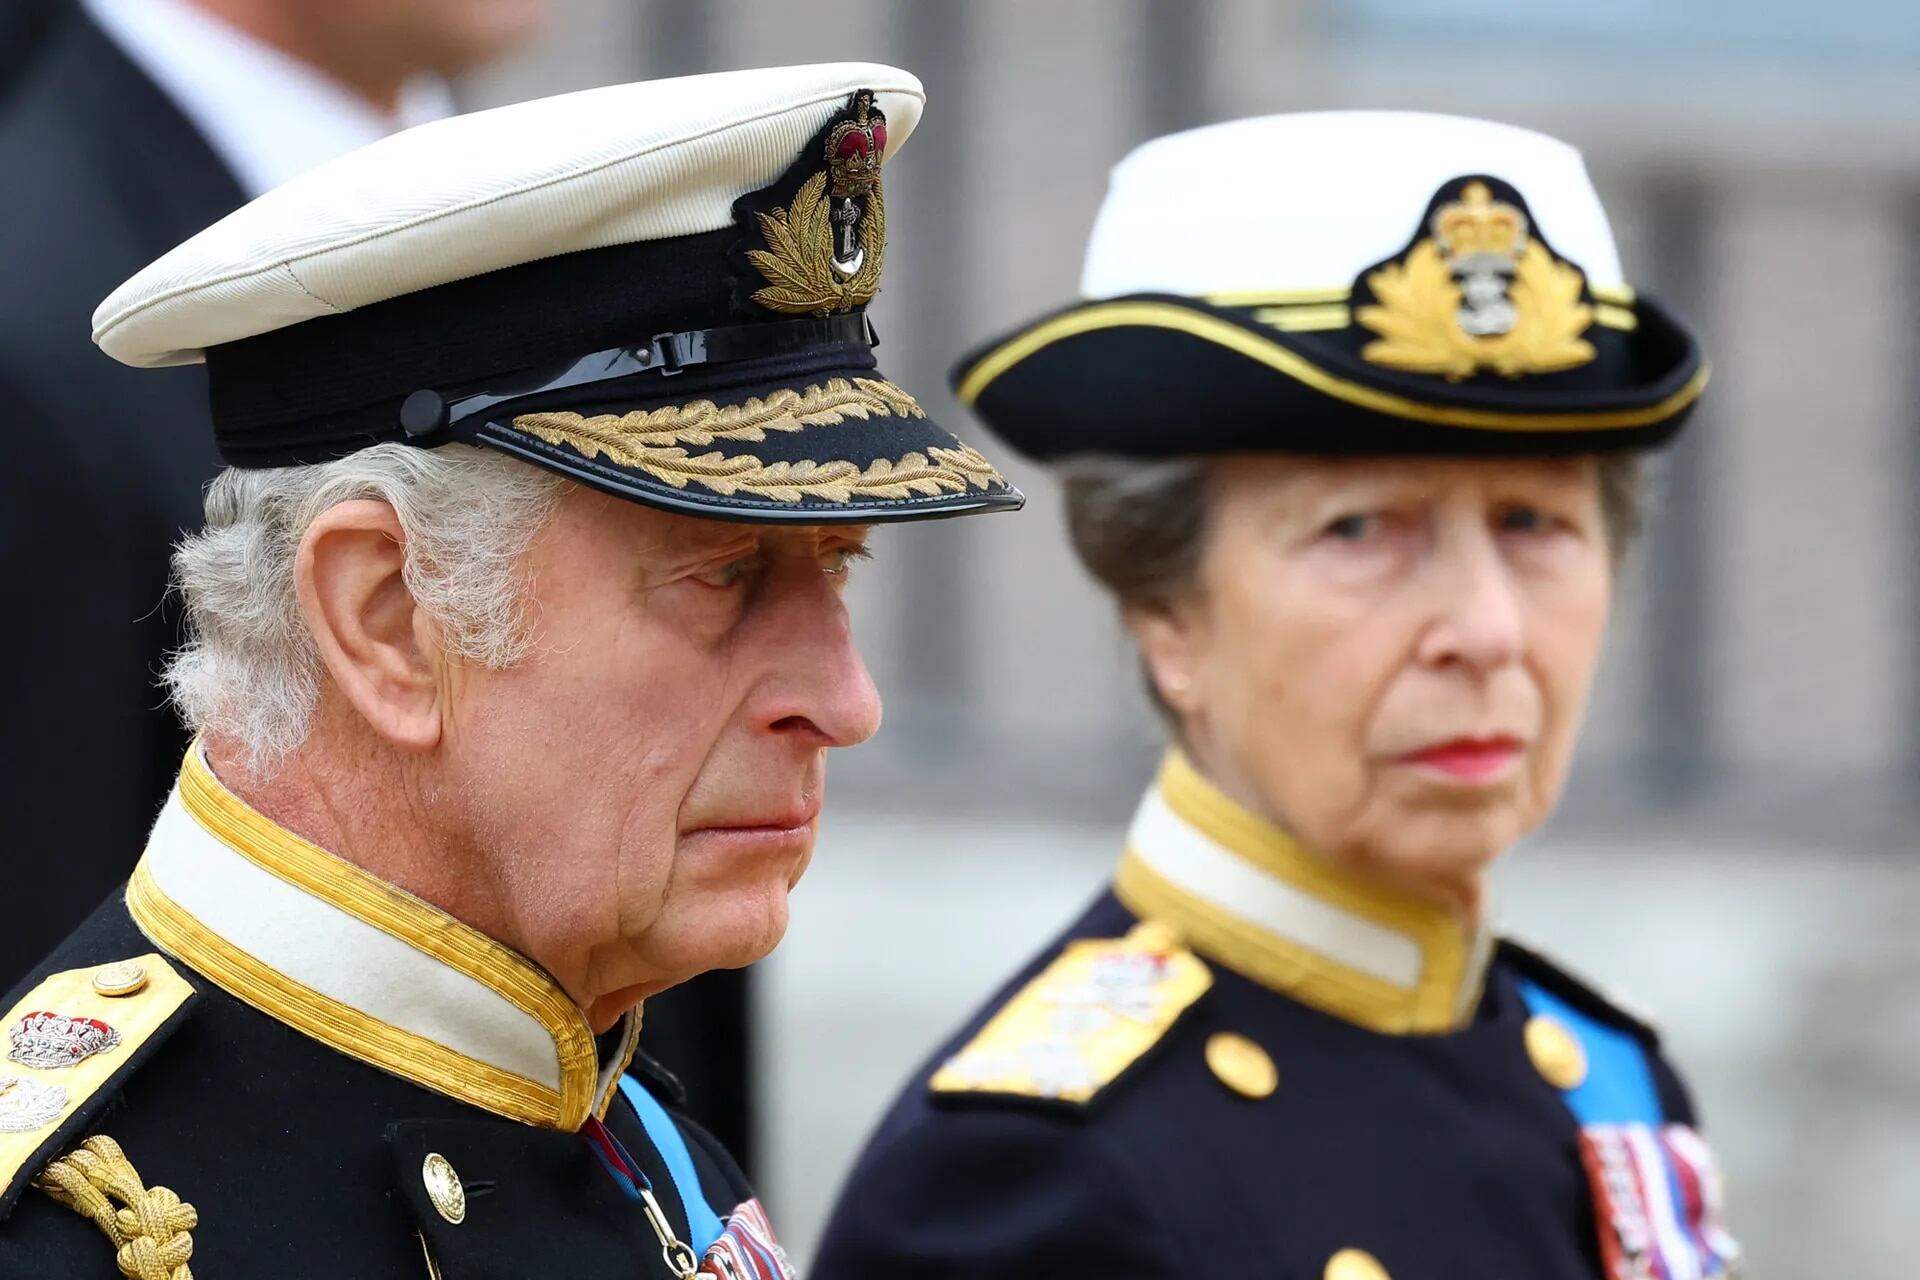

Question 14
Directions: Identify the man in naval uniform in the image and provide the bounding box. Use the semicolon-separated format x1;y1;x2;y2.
0;65;1018;1278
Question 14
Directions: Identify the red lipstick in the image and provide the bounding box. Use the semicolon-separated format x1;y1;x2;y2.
1400;736;1523;784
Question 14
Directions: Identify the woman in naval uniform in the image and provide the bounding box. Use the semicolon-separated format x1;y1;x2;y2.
816;112;1741;1280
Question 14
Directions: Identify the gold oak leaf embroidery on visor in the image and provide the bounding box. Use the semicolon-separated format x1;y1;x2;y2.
515;377;924;448
510;377;1008;504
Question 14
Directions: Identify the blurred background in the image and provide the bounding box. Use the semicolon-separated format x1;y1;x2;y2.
8;0;1917;1274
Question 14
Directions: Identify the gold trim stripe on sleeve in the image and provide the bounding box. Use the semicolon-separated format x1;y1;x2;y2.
954;300;1706;432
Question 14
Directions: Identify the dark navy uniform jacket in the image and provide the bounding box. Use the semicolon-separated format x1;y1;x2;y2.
0;752;793;1279
817;754;1741;1280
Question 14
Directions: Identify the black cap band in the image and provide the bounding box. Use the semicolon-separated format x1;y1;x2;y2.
398;311;877;440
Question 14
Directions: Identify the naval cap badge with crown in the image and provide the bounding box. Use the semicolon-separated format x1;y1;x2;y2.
1356;175;1596;381
747;88;890;315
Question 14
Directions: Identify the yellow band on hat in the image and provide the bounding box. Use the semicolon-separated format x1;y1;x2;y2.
954;300;1707;434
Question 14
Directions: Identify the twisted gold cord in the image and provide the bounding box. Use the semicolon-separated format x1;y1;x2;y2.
35;1135;197;1280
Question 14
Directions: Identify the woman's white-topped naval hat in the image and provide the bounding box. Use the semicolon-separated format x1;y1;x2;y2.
93;64;1022;524
952;110;1705;459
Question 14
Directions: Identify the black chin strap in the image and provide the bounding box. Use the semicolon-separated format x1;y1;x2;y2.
398;311;877;439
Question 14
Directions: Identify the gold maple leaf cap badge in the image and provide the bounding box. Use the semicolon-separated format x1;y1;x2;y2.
952;168;1708;462
1352;175;1600;383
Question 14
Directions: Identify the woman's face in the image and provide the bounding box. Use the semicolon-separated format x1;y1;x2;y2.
1133;454;1614;909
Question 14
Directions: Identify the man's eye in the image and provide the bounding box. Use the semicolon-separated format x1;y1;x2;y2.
823;545;872;577
1324;514;1377;541
692;559;754;588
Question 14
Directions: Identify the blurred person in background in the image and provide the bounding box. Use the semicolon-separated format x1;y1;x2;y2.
0;0;538;975
0;67;1019;1276
817;113;1742;1280
0;0;794;1168
0;0;62;107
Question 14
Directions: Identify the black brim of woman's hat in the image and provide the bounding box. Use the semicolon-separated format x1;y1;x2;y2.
953;176;1707;463
951;288;1706;462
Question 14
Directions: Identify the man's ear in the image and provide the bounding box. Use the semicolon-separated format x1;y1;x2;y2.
1126;599;1203;718
294;500;443;752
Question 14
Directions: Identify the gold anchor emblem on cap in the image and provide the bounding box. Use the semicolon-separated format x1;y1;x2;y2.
421;1152;466;1224
1524;1015;1588;1090
1204;1032;1277;1100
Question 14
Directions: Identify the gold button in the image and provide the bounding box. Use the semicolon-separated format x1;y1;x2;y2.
1525;1015;1588;1090
422;1152;466;1224
91;961;148;998
1325;1247;1391;1280
1205;1031;1277;1099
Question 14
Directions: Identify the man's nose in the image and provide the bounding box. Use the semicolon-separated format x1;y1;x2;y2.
754;568;883;749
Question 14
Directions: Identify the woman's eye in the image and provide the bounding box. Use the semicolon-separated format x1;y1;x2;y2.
1498;506;1554;534
1324;513;1378;541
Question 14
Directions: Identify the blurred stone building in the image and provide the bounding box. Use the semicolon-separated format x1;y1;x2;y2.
473;2;1920;1272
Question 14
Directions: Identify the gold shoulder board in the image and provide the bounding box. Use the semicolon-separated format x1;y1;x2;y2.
0;954;195;1213
930;922;1211;1104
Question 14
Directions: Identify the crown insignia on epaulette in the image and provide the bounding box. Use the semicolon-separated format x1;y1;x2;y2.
1356;177;1596;381
931;921;1212;1104
7;1012;122;1071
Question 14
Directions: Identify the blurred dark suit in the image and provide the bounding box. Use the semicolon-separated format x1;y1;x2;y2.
0;0;63;105
0;5;757;1171
0;6;239;982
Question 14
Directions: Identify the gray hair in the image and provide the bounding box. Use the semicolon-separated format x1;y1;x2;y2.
1059;452;1646;721
164;444;566;771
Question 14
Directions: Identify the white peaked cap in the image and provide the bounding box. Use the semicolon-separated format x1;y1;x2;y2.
91;64;1021;525
1080;110;1625;300
952;109;1706;462
94;64;926;368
